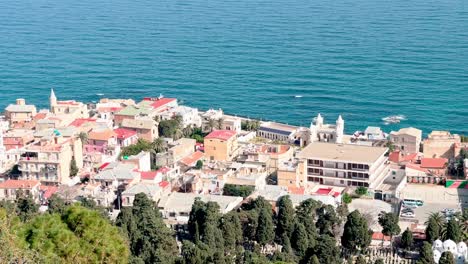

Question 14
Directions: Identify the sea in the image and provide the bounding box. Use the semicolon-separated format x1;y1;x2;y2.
0;0;467;135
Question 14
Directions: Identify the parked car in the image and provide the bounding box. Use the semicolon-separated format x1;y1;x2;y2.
401;211;415;218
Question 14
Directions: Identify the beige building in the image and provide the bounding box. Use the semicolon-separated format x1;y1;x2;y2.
423;131;461;160
204;130;238;161
4;99;37;125
49;89;89;125
298;142;389;189
389;127;422;155
0;180;41;202
18;135;83;186
121;118;158;142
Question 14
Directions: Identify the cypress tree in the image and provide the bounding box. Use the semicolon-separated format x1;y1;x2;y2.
417;242;435;264
341;210;372;254
276;195;295;244
445;218;462;242
425;218;440;243
401;228;414;251
291;222;309;257
256;208;274;245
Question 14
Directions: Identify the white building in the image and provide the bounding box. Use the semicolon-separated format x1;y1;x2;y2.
158;192;243;225
310;113;344;144
298;142;390;190
161;106;202;128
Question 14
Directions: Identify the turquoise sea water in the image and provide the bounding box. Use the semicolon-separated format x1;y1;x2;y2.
0;0;467;134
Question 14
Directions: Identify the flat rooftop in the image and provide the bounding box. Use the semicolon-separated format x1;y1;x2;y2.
298;142;387;164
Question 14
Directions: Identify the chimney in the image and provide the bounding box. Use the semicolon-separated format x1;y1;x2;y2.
16;98;26;105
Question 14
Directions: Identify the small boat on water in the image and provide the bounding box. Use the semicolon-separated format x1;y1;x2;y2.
96;93;104;96
294;95;303;98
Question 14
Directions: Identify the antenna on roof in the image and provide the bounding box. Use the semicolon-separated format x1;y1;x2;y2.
158;94;164;99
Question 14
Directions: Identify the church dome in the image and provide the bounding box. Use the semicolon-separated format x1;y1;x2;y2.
457;242;467;254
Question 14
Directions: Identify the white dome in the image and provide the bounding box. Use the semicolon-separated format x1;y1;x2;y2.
434;239;444;250
433;250;442;263
457;242;467;253
444;240;457;250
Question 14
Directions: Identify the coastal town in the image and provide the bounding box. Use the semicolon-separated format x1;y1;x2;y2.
0;90;467;264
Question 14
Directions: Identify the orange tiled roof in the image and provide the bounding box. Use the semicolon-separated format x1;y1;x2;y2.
180;151;204;166
205;130;237;141
88;129;116;141
421;158;448;169
0;180;40;189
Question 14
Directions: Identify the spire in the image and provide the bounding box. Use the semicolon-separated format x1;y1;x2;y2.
316;113;324;127
337;115;343;123
50;88;57;108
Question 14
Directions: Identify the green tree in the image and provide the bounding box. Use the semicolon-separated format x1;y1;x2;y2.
341;210;372;254
195;160;203;169
116;193;178;263
15;191;39;222
306;255;320;264
342;193;352;204
220;212;243;254
425;217;441;243
70;158;79;177
445;218;462;242
309;235;340;264
223;184;255;198
276;195;295;244
438;251;455;264
417;242;435;264
78;131;88;146
256;207;275;246
374;259;385;264
291;222;308;257
216;118;224;130
316;204;340;236
378;212;401;245
355;255;366;264
151;137;166;153
401;228;414;253
121;138;153;157
207;118;216;132
47;194;67;215
180;240;209;264
24;206;129;263
355;187;368;196
295;199;320;246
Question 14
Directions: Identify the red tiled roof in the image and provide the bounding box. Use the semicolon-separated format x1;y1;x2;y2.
332;191;341;198
388;151;401;163
146;98;176;109
159;181;170;188
0;180;40;189
97;106;122;113
140;171;158;180
403;153;418;162
33;113;47;120
205;130;237;141
40;186;58;199
406;163;428;173
372;232;391;241
421;158;448;169
69;118;97;127
156;166;171;174
114;128;137;140
180;151;204;166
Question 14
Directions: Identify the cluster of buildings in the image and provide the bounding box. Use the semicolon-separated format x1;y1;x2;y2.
0;91;467;229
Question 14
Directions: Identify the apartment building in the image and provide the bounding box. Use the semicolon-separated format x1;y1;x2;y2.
18;136;81;185
5;99;37;124
298;142;389;189
389;127;422;155
204;130;238;161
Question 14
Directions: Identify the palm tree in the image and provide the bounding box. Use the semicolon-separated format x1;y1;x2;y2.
78;132;88;147
216;118;224;130
425;212;445;230
183;126;193;137
207;118;216;132
151;138;166;153
173;129;184;140
173;115;183;128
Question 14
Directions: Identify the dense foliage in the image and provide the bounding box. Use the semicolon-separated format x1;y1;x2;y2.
223;184;255;198
0;196;129;263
